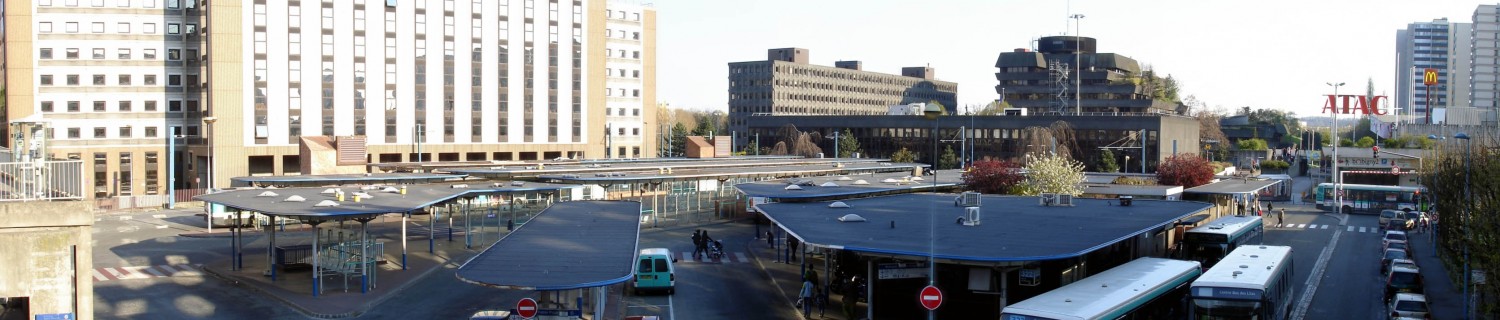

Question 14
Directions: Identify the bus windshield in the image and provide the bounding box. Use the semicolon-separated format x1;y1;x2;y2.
1192;299;1261;320
1184;242;1228;266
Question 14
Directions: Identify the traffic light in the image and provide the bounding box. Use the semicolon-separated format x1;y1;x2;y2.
1372;146;1380;158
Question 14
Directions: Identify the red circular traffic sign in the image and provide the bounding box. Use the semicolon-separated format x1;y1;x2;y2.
516;298;538;319
919;285;943;310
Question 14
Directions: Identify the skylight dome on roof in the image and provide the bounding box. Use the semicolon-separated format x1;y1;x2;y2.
314;200;340;207
285;195;306;202
820;182;839;187
785;185;803;190
321;188;338;194
853;180;870;185
257;191;279;197
828;201;851;208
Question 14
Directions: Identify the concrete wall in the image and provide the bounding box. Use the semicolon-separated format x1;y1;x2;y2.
0;201;94;320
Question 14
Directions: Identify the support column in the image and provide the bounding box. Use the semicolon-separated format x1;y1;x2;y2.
360;218;370;294
268;216;278;281
465;199;473;249
429;208;436;254
401;212;409;270
311;221;323;297
867;259;874;317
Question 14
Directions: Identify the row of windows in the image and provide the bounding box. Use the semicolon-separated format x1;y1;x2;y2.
39;47;198;61
39;100;195;113
604;88;642;97
603;67;643;78
603;28;642;40
62;126;169;139
37;21;198;35
38;73;198;87
608;108;642;117
605;49;644;59
607;10;641;21
37;0;190;9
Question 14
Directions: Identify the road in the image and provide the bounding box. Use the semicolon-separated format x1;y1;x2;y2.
619;223;795;320
1297;212;1404;319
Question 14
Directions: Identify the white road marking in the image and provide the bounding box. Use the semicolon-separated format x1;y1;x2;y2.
735;252;749;262
120;238;137;245
1348;226;1355;232
1321;225;1329;229
1294;224;1305;228
155;225;168;229
92;269;108;281
152;214;167;219
1360;227;1368;233
669;291;675;320
119;216;133;221
104;268;126;279
143;267;167;277
1292;220;1344;320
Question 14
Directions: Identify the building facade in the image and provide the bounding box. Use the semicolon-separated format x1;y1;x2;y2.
745;114;1200;173
1473;5;1500;120
1394;18;1469;123
602;3;654;159
5;0;653;197
994;36;1182;115
726;48;958;138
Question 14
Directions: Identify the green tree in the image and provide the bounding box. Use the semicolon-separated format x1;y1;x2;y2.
1317;128;1332;146
890;147;918;163
1340;138;1355;147
1018;152;1085;196
1280;135;1302;147
1237;138;1269;151
837;129;861;158
1356;136;1375;148
976;100;1012;116
668;123;689;157
938;145;959;170
1097;149;1120;173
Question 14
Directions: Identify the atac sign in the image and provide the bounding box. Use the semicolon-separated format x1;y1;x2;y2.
1321;95;1388;115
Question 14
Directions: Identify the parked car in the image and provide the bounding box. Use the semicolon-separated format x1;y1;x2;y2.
1385;265;1424;302
1383;231;1409;249
1379;210;1404;228
1384;239;1411;256
1384;258;1418;278
1381;249;1409;275
1387;293;1429;319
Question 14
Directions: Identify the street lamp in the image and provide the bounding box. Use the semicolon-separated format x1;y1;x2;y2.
1327;82;1345;215
920;103;941;320
1455;131;1472;320
202;117;217;192
1071;14;1086;116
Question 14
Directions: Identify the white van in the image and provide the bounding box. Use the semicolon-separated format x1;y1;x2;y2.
634;248;677;295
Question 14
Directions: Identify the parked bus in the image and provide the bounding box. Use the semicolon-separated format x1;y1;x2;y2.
1180;215;1264;269
1001;258;1202;320
1313;183;1425;214
1189;245;1295;320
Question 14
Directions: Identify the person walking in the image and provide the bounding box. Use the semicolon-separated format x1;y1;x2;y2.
787;236;800;263
1277;208;1286;227
691;230;705;260
799;277;815;318
841;276;861;320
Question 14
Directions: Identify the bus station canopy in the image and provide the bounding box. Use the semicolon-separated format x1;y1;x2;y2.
195;182;576;220
734;169;963;200
532;162;926;185
1182;179;1282;195
443;158;897;180
759;194;1212;264
230;172;466;187
455;201;642;290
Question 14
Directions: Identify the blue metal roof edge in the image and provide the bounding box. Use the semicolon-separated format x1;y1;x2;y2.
232;174;468;182
452;200;643;291
735;183;957;199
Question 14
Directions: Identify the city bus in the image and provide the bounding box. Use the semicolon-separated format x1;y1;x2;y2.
1000;257;1202;320
1189;245;1295;320
1180;215;1264;269
1313;183;1425;214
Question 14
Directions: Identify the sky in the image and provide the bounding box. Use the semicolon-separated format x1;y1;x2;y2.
650;0;1491;117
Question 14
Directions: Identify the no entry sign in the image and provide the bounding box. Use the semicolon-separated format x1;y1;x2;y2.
919;285;943;310
516;298;538;319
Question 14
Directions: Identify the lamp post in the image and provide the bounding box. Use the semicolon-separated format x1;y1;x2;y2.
1071;14;1086;116
1327;82;1345;215
202;117;217;192
921;103;942;320
1455;131;1472;320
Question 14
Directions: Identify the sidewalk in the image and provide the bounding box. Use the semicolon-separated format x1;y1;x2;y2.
1405;230;1466;320
743;232;864;320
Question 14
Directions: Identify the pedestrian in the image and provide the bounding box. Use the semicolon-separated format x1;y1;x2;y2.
788;236;800;263
1267;202;1274;212
1278;208;1286;227
1420;213;1430;233
691;230;704;260
799;277;815;318
841;276;860;319
1236;203;1246;216
766;230;775;248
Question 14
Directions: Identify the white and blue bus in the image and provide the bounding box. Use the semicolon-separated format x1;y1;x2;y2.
1000;258;1202;320
1189;245;1295;320
1180;215;1265;269
1313;183;1425;214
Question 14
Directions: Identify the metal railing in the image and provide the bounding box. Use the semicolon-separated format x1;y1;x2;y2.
0;160;85;201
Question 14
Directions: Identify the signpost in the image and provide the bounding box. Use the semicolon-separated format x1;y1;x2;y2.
919;285;943;311
1424;68;1438;124
516;298;538;319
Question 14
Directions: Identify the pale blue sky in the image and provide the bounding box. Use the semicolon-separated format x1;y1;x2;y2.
652;0;1490;117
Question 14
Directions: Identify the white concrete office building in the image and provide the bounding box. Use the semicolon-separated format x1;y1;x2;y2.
602;2;654;159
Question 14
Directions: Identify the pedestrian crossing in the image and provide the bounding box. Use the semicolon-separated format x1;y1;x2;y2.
677;252;751;264
93;264;203;282
1270;224;1418;234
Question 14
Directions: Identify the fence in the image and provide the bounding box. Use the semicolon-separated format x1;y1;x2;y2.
93;188;209;211
0;160;85;202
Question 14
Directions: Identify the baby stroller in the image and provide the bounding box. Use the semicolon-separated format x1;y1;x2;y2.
706;239;725;260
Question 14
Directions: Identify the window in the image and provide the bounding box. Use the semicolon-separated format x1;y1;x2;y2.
167;23;180;35
119;127;130;138
92;0;103;6
67;101;80;112
92;22;105;33
119;75;131;85
93;48;105;59
116;0;130;7
167;0;179;9
68;128;80;139
66;75;79;86
119;101;131;111
632;32;639;40
144;101;157;111
143;49;156;60
118;48;131;59
145;127;157;137
185;24;196;35
117;22;131;33
41;0;53;6
144;23;156;34
39;22;53;33
167;49;181;60
168;74;182;86
65;0;78;6
144;75;157;85
41;102;54;112
65;22;79;33
93;101;105;111
93;128;105;138
93;74;106;85
66;48;79;59
40;75;53;86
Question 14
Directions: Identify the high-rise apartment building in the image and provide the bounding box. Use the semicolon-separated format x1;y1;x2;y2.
602;3;654;159
726;48;958;136
994;36;1181;115
1394;18;1469;123
1473;5;1500;115
4;0;653;197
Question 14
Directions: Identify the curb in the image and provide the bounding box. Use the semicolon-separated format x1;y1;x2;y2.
199;252;466;319
741;237;805;320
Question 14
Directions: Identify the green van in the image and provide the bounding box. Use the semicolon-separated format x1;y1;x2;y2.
634;248;677;295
